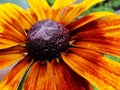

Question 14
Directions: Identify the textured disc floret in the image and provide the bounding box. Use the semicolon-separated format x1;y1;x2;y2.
26;20;70;60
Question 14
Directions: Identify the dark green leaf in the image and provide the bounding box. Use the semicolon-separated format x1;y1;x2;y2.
46;0;55;6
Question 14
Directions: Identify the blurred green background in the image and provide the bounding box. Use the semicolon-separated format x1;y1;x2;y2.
0;0;120;90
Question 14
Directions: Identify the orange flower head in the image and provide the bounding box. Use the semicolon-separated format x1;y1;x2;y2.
0;0;120;90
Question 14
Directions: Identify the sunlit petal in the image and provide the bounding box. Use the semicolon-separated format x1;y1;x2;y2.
27;0;51;20
51;0;75;21
0;56;32;90
27;8;38;23
0;3;33;42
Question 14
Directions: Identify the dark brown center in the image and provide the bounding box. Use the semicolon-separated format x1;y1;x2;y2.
26;20;70;60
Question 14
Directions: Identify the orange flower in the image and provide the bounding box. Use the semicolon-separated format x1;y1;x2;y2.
0;0;120;90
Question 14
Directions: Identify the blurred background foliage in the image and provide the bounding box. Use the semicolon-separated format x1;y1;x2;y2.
0;0;120;90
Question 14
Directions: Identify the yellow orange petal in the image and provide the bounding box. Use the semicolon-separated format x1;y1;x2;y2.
0;38;21;49
0;3;33;42
0;19;25;42
67;12;115;30
27;0;50;20
0;56;32;90
52;0;75;9
60;0;103;25
62;49;120;90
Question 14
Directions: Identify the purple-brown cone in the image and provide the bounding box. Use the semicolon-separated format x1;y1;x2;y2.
26;20;70;60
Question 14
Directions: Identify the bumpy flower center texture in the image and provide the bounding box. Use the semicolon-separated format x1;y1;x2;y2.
26;20;70;60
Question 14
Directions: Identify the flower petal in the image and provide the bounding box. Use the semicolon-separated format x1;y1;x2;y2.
0;3;33;42
23;60;93;90
60;0;103;25
0;45;25;55
74;38;120;58
62;48;120;90
0;19;25;42
27;0;51;20
27;8;38;23
23;61;56;90
0;56;32;90
0;45;26;68
67;12;115;30
51;60;93;90
71;15;120;38
71;16;120;58
0;38;20;49
51;0;75;21
52;0;75;9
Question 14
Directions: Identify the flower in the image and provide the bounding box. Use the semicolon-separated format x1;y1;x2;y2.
0;0;120;90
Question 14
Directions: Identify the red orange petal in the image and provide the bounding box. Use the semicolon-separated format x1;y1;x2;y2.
23;61;56;90
71;15;120;38
67;12;115;30
24;60;93;90
70;15;120;58
0;45;25;55
74;38;120;58
51;60;93;90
